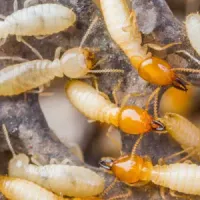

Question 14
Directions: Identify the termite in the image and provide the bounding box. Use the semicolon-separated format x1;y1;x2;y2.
100;0;200;110
0;176;131;200
99;135;200;197
158;112;200;162
2;124;105;197
0;0;76;59
0;16;123;96
186;13;200;56
65;80;164;136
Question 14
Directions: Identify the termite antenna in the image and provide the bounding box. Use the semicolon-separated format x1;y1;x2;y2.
2;124;16;157
176;50;200;65
100;178;118;198
154;88;159;119
173;67;200;74
131;134;144;160
145;87;161;114
88;69;124;73
79;16;99;49
107;188;132;200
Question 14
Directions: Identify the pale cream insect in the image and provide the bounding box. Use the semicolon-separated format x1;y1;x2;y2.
2;124;105;197
100;0;149;68
0;0;76;58
186;13;200;56
159;113;200;161
0;176;131;200
0;15;123;96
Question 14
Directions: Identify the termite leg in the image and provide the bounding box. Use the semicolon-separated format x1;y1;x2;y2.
146;42;182;51
16;36;43;59
160;187;167;200
61;158;74;165
176;50;200;65
67;142;84;162
30;155;42;166
91;56;108;69
27;85;45;94
126;180;149;187
182;160;193;164
0;56;28;62
80;74;110;100
158;147;194;165
106;126;121;153
107;189;132;200
112;79;123;105
34;35;48;40
177;149;197;163
100;178;118;197
13;0;18;11
49;158;73;165
54;46;65;60
169;190;189;199
24;0;39;8
121;91;146;108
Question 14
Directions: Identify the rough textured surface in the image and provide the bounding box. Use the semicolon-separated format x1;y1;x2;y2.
0;0;199;199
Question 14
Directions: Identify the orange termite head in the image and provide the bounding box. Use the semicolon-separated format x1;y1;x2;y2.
99;155;153;184
138;56;188;91
118;105;165;134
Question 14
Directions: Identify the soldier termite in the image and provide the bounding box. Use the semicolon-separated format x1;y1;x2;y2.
0;16;123;96
0;176;131;200
100;0;200;112
1;124;105;197
0;0;76;59
65;80;164;137
99;134;200;198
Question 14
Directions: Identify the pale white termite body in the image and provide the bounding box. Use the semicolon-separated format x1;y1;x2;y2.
0;48;94;96
186;13;200;56
100;0;148;68
0;4;76;38
65;80;120;126
160;113;200;160
151;163;200;195
8;154;105;197
0;176;65;200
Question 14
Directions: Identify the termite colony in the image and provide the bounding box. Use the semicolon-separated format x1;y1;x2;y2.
0;0;200;199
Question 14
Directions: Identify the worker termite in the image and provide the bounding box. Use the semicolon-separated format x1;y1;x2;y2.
1;124;105;197
186;13;200;56
158;112;200;162
0;16;123;96
100;0;200;110
0;0;76;59
0;176;131;200
65;80;164;136
99;135;200;198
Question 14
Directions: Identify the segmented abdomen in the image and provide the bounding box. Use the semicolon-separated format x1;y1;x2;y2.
151;163;200;195
0;176;64;200
9;164;105;197
4;4;76;36
0;59;62;96
162;113;200;154
100;0;147;67
65;80;119;126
